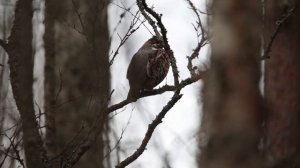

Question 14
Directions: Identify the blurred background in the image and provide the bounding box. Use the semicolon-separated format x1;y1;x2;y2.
2;0;297;168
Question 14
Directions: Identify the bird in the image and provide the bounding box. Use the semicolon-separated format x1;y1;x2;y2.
126;36;170;102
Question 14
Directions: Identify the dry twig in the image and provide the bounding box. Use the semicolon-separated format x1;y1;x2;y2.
262;6;295;59
115;93;182;168
109;11;145;66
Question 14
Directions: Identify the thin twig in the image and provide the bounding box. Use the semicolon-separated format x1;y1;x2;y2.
186;0;204;36
110;2;153;40
106;73;203;114
115;93;182;168
103;109;133;160
48;125;86;162
136;1;161;38
185;0;209;77
262;6;294;59
10;136;25;167
0;122;19;135
0;134;14;167
0;39;9;54
0;129;24;167
109;11;145;66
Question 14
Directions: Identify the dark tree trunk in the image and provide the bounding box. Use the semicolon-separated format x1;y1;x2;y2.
199;1;264;168
53;0;110;167
4;0;47;167
264;1;300;167
44;0;58;161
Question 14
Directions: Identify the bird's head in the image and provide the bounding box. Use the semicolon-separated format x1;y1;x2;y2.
147;36;164;49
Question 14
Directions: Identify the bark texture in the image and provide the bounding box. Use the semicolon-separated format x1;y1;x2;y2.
53;0;110;167
199;1;264;168
264;1;300;167
6;0;46;167
44;0;58;160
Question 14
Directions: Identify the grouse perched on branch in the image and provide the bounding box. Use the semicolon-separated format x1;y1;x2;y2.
126;36;170;102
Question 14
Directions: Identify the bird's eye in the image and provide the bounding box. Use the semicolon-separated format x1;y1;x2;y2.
153;43;161;48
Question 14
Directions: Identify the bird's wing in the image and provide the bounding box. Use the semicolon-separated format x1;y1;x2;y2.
126;49;153;88
126;48;155;79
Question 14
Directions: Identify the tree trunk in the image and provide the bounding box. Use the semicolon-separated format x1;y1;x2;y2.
264;1;300;167
44;0;58;160
5;0;47;167
199;1;264;168
53;0;110;167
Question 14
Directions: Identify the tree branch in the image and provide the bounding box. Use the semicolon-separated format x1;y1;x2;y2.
115;93;182;168
262;6;295;59
137;0;180;86
185;0;210;77
109;11;144;66
136;0;160;38
106;73;203;115
0;39;9;54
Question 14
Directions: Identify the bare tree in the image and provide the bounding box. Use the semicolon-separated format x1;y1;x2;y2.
0;0;47;167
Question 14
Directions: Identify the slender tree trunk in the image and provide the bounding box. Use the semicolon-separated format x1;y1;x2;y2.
264;1;300;167
3;0;47;167
0;4;7;146
44;0;58;161
199;1;264;168
83;1;111;166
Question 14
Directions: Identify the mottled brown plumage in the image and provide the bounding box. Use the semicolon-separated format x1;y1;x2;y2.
127;37;170;102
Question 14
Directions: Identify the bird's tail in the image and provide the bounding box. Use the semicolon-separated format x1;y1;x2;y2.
127;88;139;102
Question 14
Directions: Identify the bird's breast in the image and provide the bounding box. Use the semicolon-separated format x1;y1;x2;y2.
145;51;170;89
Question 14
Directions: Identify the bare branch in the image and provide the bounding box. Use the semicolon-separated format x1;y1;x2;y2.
107;73;203;115
111;2;153;38
48;125;86;162
115;93;182;168
103;110;132;160
186;0;204;36
0;39;9;54
0;123;19;135
185;0;210;77
0;127;24;168
137;0;180;87
10;136;25;167
136;1;161;38
187;37;209;77
109;11;145;66
0;134;14;167
262;6;295;59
